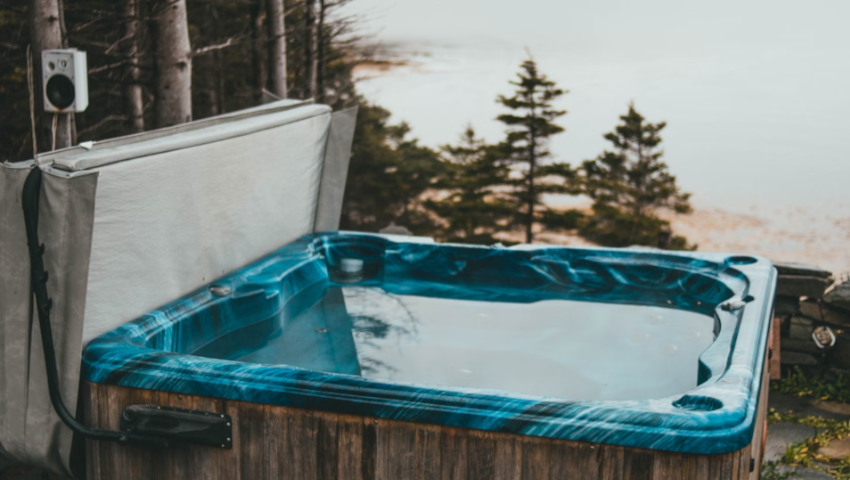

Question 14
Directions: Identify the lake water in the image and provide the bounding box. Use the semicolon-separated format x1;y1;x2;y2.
340;0;850;272
218;286;716;401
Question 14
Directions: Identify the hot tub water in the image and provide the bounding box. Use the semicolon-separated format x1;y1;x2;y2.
203;285;716;401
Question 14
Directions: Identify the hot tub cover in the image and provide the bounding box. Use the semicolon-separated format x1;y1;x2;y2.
83;232;777;456
0;101;357;476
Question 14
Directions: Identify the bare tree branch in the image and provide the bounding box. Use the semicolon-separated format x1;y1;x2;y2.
193;36;243;55
77;114;127;136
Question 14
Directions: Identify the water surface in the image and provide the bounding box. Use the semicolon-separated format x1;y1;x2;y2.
209;285;717;401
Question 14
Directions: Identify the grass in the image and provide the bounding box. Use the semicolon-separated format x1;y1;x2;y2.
772;366;850;403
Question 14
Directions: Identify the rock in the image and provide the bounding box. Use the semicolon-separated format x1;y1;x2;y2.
378;224;412;235
818;436;850;460
776;295;802;316
764;422;817;462
770;391;850;421
774;466;835;480
790;316;815;340
781;351;819;366
831;331;850;371
782;338;825;355
774;262;833;279
799;299;850;328
825;282;850;312
777;275;833;299
813;400;850;417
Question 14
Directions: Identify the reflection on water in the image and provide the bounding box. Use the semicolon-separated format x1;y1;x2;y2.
213;285;716;401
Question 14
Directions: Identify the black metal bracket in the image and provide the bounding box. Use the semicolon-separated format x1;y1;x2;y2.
121;406;232;449
21;168;230;450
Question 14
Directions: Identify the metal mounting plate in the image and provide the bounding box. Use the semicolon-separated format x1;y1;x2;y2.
120;405;232;449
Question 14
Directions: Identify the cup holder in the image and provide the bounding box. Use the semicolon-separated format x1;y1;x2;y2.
673;395;723;412
726;256;757;266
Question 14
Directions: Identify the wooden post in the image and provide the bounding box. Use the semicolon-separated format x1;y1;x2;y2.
770;317;781;380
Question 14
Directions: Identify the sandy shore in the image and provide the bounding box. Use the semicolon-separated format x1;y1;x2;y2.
498;203;850;275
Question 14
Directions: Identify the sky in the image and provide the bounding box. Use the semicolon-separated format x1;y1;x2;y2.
342;0;850;212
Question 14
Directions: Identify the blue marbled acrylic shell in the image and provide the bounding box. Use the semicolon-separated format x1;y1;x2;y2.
83;232;777;455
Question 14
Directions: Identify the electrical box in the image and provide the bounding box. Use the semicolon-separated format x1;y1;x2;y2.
41;49;88;113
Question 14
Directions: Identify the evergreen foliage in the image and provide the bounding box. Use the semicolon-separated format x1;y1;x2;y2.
579;102;693;249
496;58;577;243
340;103;443;235
0;3;697;249
0;0;361;162
0;4;31;160
425;126;512;244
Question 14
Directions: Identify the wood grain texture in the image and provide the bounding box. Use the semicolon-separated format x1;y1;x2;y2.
414;423;441;480
337;415;363;480
317;413;340;480
770;317;782;380
750;316;774;479
440;426;467;480
467;431;496;480
623;449;654;480
86;383;765;480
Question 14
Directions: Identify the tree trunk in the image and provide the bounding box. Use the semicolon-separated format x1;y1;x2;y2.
315;0;326;103
303;0;317;99
526;128;537;244
123;0;145;132
250;0;266;104
215;48;225;112
266;0;287;99
526;156;535;243
194;2;220;117
30;0;73;151
151;0;192;128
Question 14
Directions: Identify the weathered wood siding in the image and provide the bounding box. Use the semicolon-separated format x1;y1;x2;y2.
85;383;766;480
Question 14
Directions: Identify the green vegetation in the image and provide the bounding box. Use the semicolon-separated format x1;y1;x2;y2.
424;126;513;244
768;409;850;479
494;58;577;243
760;462;792;480
0;2;694;248
340;104;443;234
579;102;693;249
772;366;850;404
349;59;693;248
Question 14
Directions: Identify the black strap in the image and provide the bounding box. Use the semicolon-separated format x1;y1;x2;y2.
22;167;166;447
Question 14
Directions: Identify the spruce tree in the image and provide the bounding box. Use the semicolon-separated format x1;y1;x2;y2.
496;58;576;243
425;126;512;244
580;102;693;249
340;103;444;235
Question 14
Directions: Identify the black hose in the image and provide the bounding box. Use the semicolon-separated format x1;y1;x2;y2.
22;168;167;447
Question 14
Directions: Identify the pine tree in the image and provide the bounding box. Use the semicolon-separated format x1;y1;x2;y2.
340;103;444;235
496;58;576;243
425;126;512;244
579;102;693;249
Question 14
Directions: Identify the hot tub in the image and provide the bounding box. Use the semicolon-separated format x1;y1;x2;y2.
82;232;776;479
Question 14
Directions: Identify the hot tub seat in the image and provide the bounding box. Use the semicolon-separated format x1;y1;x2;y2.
83;232;776;455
